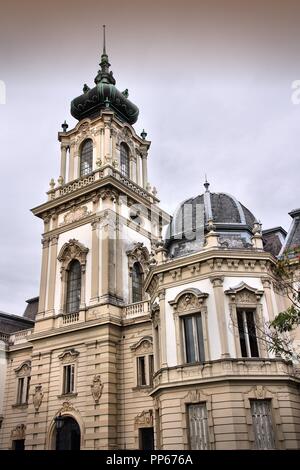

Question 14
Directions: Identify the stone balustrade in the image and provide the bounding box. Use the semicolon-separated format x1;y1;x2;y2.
152;357;297;389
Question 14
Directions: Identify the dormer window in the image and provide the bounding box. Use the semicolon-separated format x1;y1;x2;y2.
80;139;93;177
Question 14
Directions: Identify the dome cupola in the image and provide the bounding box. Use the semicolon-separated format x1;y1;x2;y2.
165;180;258;258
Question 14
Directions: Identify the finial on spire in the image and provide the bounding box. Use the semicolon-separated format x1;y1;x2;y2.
94;25;116;85
204;174;210;192
61;120;68;132
103;24;106;55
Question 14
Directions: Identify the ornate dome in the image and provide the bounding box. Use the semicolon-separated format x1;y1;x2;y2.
165;181;257;258
71;27;139;125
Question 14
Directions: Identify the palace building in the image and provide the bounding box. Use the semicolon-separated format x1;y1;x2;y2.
0;31;300;450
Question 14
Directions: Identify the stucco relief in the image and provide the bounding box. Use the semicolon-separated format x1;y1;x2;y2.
59;206;91;226
91;375;104;403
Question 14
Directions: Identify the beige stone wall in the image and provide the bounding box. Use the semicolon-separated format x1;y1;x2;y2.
0;346;32;449
116;320;154;449
154;381;300;450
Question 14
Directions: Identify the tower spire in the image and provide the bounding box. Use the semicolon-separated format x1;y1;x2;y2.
94;25;116;85
103;24;106;55
204;174;210;192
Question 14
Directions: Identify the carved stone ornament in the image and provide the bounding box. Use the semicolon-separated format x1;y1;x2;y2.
91;374;104;403
58;239;89;270
11;424;26;440
150;302;160;327
58;349;80;364
59;206;91;226
59;401;75;413
15;361;31;377
131;336;153;354
127;242;150;274
224;281;264;303
134;409;153;429
33;385;44;411
169;288;209;313
255;385;266;399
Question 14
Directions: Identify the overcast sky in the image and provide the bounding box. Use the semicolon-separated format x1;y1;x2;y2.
0;0;300;315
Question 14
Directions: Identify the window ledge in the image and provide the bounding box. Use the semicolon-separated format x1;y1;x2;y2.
57;393;78;399
12;403;28;409
132;385;153;392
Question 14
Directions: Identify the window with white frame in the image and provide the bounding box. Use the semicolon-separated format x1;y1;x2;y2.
182;314;205;363
237;309;259;357
188;403;210;450
251;400;276;449
62;364;75;394
137;354;154;387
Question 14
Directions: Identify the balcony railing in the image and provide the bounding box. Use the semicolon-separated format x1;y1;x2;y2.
8;329;33;346
123;300;150;320
0;332;9;343
62;312;80;325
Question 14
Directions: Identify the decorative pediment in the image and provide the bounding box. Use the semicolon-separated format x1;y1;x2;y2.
224;282;264;303
58;349;80;364
59;206;91;226
134;409;153;429
58;239;89;269
127;242;150;274
131;336;153;354
11;424;26;440
14;361;31;377
169;288;209;313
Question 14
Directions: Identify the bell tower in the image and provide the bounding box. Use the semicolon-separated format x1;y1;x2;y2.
32;26;168;329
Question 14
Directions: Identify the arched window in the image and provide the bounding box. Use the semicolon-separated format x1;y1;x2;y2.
132;262;143;303
120;143;129;178
66;260;81;313
80;139;93;177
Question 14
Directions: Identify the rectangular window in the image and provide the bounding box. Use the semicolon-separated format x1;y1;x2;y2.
63;364;75;394
251;400;276;449
17;378;24;404
188;403;210;450
183;314;205;363
26;376;31;403
137;355;154;387
237;310;259;357
16;376;30;405
137;356;146;386
149;355;154;386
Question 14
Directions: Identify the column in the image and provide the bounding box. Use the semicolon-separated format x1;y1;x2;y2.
159;289;167;367
141;153;148;189
210;276;230;357
261;277;275;321
46;235;59;314
90;218;100;304
104;121;111;160
38;238;50;314
60;144;67;182
136;155;141;186
129;156;135;182
68;142;75;182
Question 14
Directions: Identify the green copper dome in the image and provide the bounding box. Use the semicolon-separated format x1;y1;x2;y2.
71;27;139;124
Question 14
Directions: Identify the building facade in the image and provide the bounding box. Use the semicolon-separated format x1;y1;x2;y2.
0;36;300;450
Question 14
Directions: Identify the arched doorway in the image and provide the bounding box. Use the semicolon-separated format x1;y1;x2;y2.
55;416;81;450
